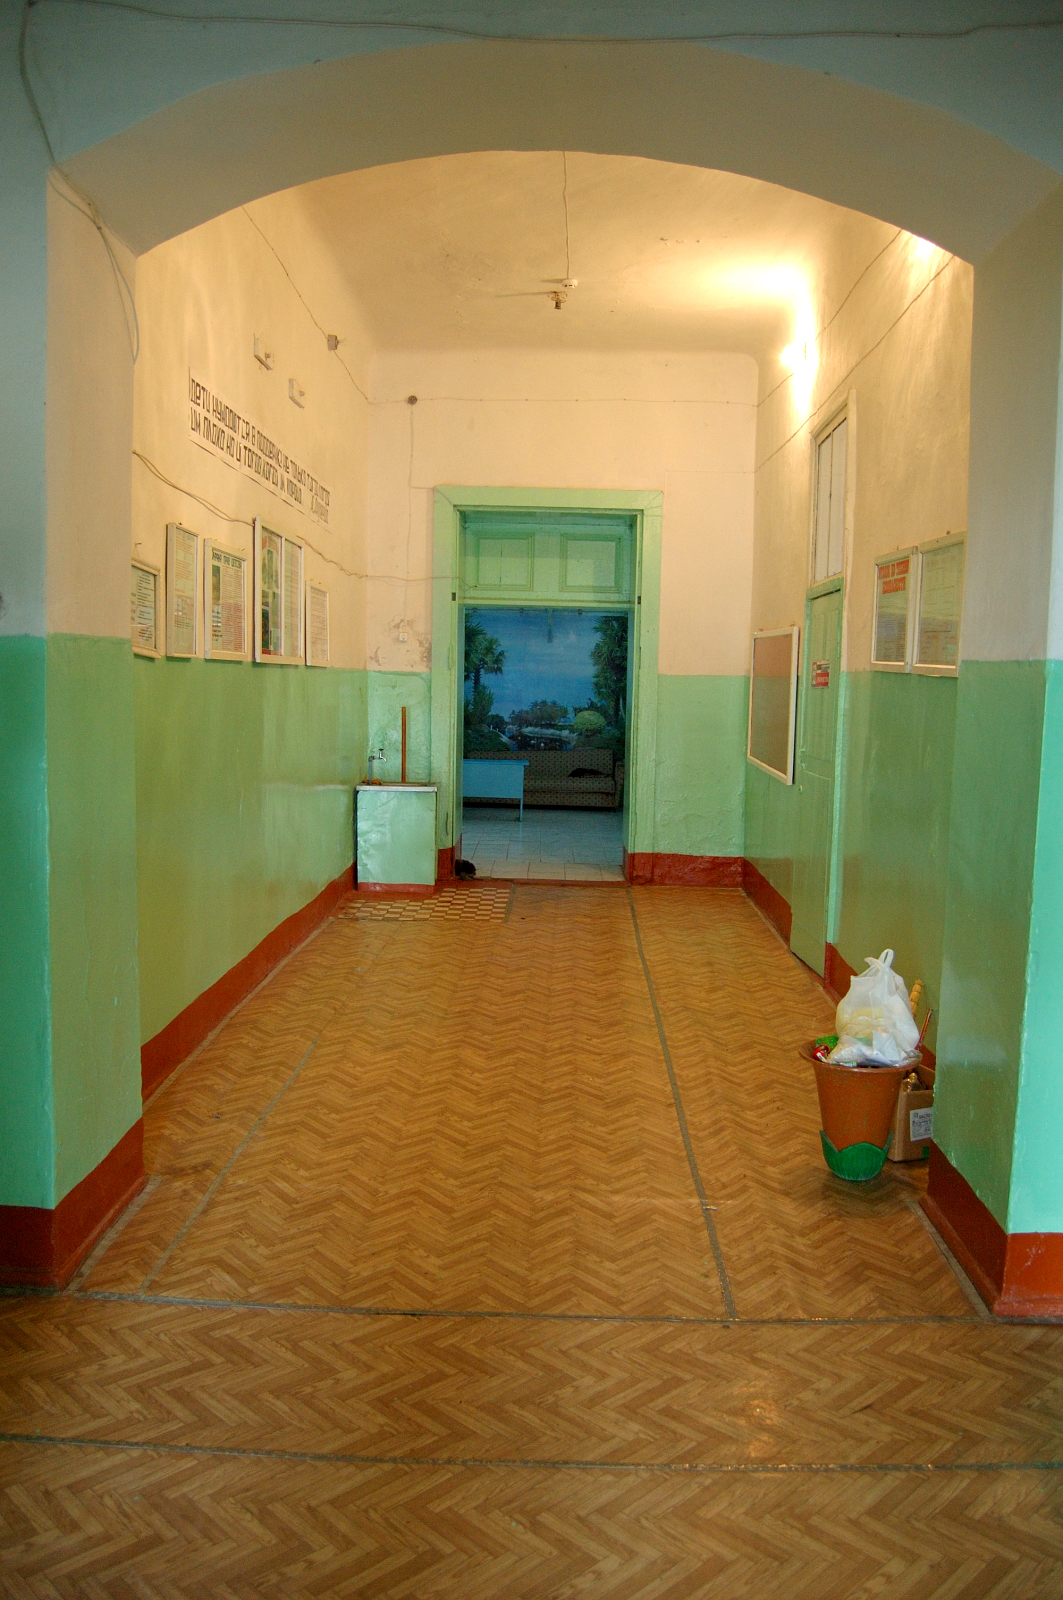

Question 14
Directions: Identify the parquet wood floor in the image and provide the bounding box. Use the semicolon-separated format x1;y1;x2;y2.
2;885;1061;1596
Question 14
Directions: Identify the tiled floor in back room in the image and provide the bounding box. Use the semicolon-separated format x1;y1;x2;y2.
2;885;1062;1596
461;801;625;879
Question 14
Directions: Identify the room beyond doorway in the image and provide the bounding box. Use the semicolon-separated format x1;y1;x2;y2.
462;603;630;881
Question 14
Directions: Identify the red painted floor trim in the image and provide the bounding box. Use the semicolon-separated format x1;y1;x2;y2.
741;860;793;941
140;865;354;1101
437;845;457;882
922;1142;1063;1317
824;942;856;1004
356;882;436;898
0;1120;145;1288
626;852;742;887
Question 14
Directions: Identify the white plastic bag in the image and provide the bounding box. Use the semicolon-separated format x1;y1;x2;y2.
827;949;920;1066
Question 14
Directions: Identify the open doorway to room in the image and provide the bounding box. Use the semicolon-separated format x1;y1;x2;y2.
461;604;630;880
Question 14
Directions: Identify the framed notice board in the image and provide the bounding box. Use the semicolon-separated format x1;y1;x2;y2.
748;626;799;784
166;522;199;657
131;559;161;658
254;518;304;665
872;548;916;671
204;537;249;661
913;534;964;675
305;581;330;666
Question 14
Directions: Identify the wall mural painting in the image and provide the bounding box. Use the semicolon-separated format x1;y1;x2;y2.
463;606;629;759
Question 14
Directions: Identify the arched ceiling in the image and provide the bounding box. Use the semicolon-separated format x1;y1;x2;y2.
62;39;1060;262
260;150;906;361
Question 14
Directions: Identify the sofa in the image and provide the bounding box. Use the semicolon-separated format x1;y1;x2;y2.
464;749;622;810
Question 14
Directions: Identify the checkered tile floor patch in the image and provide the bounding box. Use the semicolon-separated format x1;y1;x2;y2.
335;884;514;922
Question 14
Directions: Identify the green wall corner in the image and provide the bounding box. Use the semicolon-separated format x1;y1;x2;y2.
47;635;142;1203
937;659;1046;1228
0;634;144;1209
1009;656;1063;1233
134;657;365;1045
0;635;53;1207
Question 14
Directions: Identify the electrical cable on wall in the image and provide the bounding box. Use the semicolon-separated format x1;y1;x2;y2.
19;1;141;361
755;252;957;473
25;0;1063;44
757;227;904;412
240;205;370;403
133;449;431;585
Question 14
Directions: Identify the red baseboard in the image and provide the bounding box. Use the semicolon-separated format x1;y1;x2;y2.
140;865;354;1101
0;1120;145;1288
922;1142;1063;1317
824;942;856;1004
626;852;743;887
437;845;456;882
741;859;793;941
357;882;436;898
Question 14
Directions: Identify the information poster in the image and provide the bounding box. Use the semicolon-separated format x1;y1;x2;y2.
283;537;303;661
254;519;304;664
204;539;248;661
131;561;160;657
873;553;913;667
166;523;199;657
916;540;964;670
306;582;330;666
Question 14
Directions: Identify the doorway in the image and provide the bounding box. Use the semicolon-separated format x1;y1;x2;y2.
430;488;663;882
461;605;629;880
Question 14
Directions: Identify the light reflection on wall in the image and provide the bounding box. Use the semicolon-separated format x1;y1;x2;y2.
711;262;818;412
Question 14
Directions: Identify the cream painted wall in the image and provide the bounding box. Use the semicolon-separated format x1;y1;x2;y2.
46;180;137;639
752;215;973;659
132;191;372;666
367;349;756;678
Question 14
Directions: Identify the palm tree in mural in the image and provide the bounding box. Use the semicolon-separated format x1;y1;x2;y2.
592;614;629;728
464;614;506;694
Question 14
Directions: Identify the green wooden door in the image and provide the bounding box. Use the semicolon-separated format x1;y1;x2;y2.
790;582;843;973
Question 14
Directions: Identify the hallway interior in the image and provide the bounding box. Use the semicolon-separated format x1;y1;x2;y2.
2;886;1060;1594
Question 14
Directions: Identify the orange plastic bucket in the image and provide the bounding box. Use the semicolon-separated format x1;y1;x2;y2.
800;1043;914;1180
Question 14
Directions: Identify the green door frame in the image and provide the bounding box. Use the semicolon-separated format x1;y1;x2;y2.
431;487;663;870
790;574;846;971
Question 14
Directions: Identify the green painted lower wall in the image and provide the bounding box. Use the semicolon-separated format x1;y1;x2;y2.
834;671;957;1056
48;635;142;1203
1013;657;1063;1233
652;675;747;856
744;757;798;909
0;634;142;1210
0;636;53;1207
134;656;366;1045
937;660;1046;1230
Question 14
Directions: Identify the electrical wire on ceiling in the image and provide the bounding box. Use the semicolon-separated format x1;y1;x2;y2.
241;205;370;402
23;0;1063;43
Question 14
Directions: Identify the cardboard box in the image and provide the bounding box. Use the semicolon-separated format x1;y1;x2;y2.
887;1085;934;1162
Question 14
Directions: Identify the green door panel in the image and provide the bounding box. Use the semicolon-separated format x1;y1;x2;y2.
790;585;843;973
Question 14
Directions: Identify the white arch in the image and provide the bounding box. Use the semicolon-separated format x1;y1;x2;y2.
64;40;1060;260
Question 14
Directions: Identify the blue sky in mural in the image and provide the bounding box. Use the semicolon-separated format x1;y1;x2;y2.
467;607;619;716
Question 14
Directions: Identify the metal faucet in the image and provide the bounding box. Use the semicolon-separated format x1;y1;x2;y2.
367;748;387;782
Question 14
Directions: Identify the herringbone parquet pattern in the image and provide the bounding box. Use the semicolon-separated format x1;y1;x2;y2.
2;886;1061;1596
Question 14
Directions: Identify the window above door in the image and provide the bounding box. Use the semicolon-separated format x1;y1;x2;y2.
811;414;848;585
